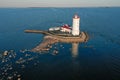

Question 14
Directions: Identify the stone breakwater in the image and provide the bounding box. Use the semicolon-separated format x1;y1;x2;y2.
31;32;89;52
31;36;58;53
52;32;89;43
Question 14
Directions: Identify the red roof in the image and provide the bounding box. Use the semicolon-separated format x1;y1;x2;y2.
61;24;72;29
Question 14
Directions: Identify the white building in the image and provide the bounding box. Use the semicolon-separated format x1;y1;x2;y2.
72;14;80;36
49;27;60;31
60;24;72;33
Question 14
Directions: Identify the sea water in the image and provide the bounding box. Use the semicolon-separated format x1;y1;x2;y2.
0;7;120;80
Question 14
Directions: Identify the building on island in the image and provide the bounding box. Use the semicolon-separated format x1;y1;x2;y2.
60;24;72;33
72;14;80;36
48;14;80;36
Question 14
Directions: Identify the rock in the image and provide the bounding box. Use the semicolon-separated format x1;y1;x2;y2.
18;78;21;80
3;51;8;56
7;76;13;80
53;50;58;55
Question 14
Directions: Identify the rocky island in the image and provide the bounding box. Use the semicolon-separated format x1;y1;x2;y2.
25;14;89;52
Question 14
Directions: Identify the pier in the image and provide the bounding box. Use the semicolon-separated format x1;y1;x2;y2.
25;30;53;35
31;36;58;53
25;30;88;42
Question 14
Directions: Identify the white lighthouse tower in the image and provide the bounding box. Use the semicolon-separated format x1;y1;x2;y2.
72;14;80;36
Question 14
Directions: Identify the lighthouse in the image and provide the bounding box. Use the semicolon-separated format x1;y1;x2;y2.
72;14;80;36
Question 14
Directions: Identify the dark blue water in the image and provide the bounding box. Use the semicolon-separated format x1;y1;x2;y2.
0;7;120;80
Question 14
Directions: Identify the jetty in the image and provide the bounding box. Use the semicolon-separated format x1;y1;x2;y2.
31;36;58;53
25;30;88;42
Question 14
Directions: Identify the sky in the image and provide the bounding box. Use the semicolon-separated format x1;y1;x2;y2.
0;0;120;7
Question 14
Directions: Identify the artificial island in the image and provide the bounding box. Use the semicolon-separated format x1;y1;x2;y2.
25;14;89;52
25;14;89;42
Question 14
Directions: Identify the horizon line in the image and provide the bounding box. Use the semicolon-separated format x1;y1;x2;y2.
0;6;120;8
